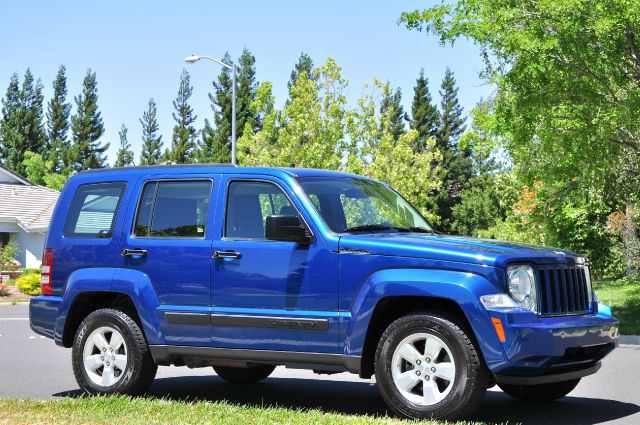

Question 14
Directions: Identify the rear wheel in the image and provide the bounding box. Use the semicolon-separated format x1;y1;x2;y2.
375;312;487;420
499;378;581;402
72;308;157;395
213;364;276;384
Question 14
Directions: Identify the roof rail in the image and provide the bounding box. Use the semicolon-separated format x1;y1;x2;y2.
78;163;238;174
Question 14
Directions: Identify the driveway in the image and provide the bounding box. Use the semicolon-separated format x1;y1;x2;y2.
1;303;638;424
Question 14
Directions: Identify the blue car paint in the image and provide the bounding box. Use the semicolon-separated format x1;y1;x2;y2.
29;165;619;379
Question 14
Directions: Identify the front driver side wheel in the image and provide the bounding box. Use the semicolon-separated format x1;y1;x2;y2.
375;312;487;420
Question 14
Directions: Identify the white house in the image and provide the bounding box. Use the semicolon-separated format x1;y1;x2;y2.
0;165;59;269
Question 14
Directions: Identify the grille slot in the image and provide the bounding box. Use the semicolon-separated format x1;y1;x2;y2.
536;266;592;316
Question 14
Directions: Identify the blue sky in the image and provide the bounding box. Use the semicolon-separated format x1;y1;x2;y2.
0;1;493;163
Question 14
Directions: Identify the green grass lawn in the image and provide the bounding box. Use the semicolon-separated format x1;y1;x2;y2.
0;397;487;425
593;278;640;335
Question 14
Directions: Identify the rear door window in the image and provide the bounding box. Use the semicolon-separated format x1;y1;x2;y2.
64;182;127;238
133;180;213;238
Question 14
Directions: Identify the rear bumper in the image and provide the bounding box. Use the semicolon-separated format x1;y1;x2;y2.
29;296;62;340
487;303;618;381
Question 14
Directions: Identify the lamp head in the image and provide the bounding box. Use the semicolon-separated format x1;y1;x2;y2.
185;55;201;64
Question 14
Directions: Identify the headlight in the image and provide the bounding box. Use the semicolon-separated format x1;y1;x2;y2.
507;265;537;312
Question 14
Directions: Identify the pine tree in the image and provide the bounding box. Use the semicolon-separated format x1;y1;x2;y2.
0;69;47;175
70;69;109;171
114;124;134;167
0;73;22;168
433;68;471;233
288;52;314;90
21;69;48;155
139;98;163;165
379;85;407;142
438;68;466;149
167;69;197;164
410;69;440;151
46;65;71;173
197;118;230;163
236;48;261;136
208;52;233;158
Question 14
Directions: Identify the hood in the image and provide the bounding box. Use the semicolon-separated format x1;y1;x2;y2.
338;233;584;268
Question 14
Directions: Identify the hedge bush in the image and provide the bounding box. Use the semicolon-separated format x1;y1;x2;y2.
16;273;41;296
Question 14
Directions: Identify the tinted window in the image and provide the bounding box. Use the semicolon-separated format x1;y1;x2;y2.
133;182;157;237
297;177;432;233
225;181;294;239
134;180;212;238
64;182;126;238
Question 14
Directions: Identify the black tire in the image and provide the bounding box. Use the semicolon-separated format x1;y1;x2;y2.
375;311;487;420
498;378;581;402
213;364;276;384
72;308;157;395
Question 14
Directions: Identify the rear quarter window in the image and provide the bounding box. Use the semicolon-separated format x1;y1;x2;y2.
63;182;127;238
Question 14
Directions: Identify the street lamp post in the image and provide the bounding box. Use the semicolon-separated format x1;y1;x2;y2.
185;55;237;166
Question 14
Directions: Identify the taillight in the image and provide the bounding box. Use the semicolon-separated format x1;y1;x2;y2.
41;249;54;296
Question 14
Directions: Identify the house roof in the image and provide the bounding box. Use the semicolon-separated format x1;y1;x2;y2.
0;166;59;233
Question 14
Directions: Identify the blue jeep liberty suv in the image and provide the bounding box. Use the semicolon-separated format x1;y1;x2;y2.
30;165;619;420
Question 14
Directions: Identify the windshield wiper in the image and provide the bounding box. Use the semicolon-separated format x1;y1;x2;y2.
342;224;434;234
342;224;393;233
393;226;434;234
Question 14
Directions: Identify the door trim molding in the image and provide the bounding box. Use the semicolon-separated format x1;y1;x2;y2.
165;312;210;325
211;314;329;331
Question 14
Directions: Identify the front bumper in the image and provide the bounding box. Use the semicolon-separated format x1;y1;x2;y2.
487;303;618;383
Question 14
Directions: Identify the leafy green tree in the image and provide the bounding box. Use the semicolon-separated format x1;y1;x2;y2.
114;124;134;167
401;0;640;275
236;82;279;165
166;69;196;164
22;151;69;190
379;85;407;142
139;98;163;165
239;58;347;169
410;68;440;151
70;69;108;171
46;65;71;173
346;80;443;223
0;73;21;167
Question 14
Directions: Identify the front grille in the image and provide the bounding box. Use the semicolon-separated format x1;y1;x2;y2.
536;265;593;316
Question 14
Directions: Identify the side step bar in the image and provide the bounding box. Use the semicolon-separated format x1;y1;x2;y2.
149;345;361;374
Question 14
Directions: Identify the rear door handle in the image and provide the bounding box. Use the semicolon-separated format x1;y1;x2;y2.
121;248;148;257
212;250;241;259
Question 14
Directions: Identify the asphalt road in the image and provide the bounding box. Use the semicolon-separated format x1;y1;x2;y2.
1;303;638;424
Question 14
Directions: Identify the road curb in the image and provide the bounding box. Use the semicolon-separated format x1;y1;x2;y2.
620;335;640;345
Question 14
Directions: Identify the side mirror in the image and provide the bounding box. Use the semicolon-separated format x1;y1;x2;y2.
265;215;311;243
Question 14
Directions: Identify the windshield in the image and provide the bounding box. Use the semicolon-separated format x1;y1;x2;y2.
296;177;433;234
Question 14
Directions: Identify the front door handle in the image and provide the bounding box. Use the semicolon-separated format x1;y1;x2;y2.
212;250;241;259
121;248;148;257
